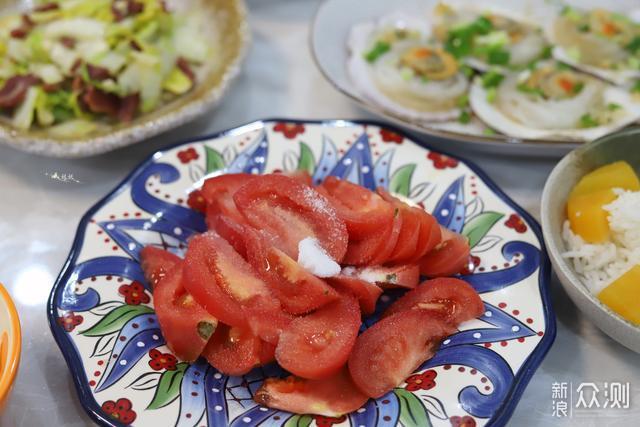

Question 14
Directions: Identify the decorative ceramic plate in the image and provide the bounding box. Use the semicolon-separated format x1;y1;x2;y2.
48;119;556;427
0;0;248;158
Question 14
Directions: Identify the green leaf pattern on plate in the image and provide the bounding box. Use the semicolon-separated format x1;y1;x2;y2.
81;305;154;337
389;164;416;197
147;363;189;410
394;388;432;427
462;211;504;248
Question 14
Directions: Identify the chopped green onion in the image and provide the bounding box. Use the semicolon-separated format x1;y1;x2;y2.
445;16;493;58
626;37;640;54
578;23;590;32
487;48;510;65
632;80;640;93
572;81;585;95
458;110;471;124
556;62;572;71
481;70;504;88
400;67;413;81
483;127;496;136
516;83;544;97
579;114;599;128
540;45;553;59
456;93;469;108
364;41;391;63
486;87;497;103
460;65;474;77
607;103;622;111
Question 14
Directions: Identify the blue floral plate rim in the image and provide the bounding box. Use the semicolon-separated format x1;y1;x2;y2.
47;118;557;427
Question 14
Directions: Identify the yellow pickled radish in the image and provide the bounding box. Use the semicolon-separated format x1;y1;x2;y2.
569;161;640;199
566;189;617;243
598;265;640;325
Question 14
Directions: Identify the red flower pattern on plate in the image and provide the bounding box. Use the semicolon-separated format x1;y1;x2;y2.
450;415;476;427
101;398;137;424
118;281;150;305
379;128;404;144
273;122;305;139
57;311;83;332
404;369;437;391
505;213;527;233
428;152;459;169
177;147;199;164
187;189;207;213
314;415;347;427
461;255;481;275
148;348;178;371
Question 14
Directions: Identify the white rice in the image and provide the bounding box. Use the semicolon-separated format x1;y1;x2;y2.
562;189;640;295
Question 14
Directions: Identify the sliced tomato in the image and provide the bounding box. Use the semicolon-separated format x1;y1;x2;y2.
348;310;455;398
234;174;348;261
377;190;422;263
241;227;339;315
382;278;484;324
259;340;277;365
408;211;441;263
202;173;256;225
254;368;369;417
183;231;290;343
280;170;313;186
343;208;403;266
326;276;383;315
140;246;182;290
419;228;470;277
154;265;218;362
319;176;395;240
208;214;248;258
343;264;420;290
275;294;361;379
202;324;262;375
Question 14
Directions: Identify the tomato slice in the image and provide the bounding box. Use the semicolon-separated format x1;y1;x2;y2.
408;211;441;263
376;190;422;263
343;209;402;266
140;246;182;290
348;310;455;398
234;174;348;261
419;228;470;277
254;368;369;417
202;173;256;225
326;276;383;315
280;170;313;186
154;265;218;362
202;324;262;375
275;294;361;379
319;176;395;240
208;214;248;258
382;278;484;324
342;264;420;290
183;231;290;343
259;340;276;365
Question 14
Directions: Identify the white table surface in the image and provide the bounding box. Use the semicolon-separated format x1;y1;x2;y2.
0;1;638;426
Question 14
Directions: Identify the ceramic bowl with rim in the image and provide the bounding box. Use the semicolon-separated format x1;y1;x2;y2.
0;0;249;158
541;127;640;353
310;0;639;157
0;282;21;410
48;119;555;427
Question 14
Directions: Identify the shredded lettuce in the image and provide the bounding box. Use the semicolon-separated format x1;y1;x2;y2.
30;63;64;84
35;88;55;126
163;68;193;95
48;119;98;138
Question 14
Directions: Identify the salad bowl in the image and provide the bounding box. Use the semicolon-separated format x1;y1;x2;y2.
0;0;249;158
48;119;555;426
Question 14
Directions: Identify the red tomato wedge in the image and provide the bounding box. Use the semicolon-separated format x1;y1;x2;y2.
281;170;313;186
382;278;484;324
208;214;248;258
408;212;441;263
202;324;262;375
234;174;348;261
202;173;256;225
342;264;420;290
344;208;403;266
154;265;218;362
242;227;339;315
326;276;383;315
254;368;369;417
348;310;455;398
419;227;470;277
377;190;421;263
183;231;289;343
259;341;276;365
140;246;182;290
275;294;361;379
318;176;395;240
